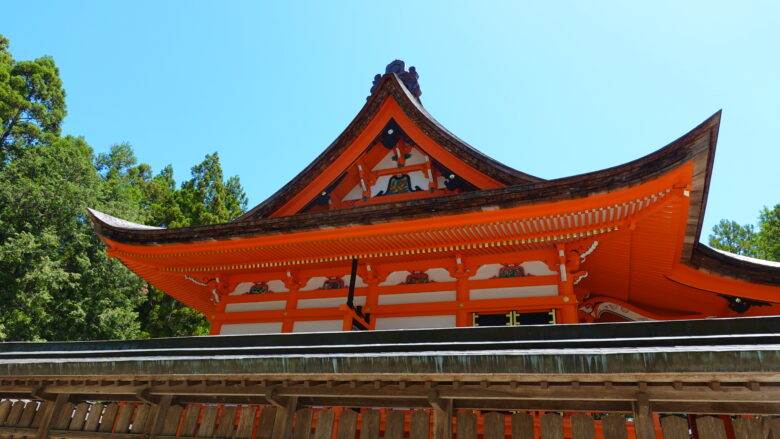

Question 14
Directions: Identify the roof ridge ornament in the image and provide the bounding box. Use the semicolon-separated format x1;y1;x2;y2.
369;59;422;101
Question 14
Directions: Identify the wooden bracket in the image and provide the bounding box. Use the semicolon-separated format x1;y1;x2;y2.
30;385;56;402
36;393;69;439
136;387;161;405
265;386;287;408
427;390;444;412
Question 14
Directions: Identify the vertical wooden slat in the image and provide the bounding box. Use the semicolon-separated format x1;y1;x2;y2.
763;417;780;439
51;403;75;430
98;404;119;433
196;406;219;437
483;413;505;439
235;407;258;439
695;416;727;439
359;410;381;439
83;403;103;431
456;412;476;439
633;398;656;439
179;405;201;437
17;401;38;428
215;406;238;438
732;417;761;439
160;405;183;437
601;416;628;439
0;401;12;425
68;403;90;431
147;395;173;439
410;410;430;439
31;401;51;429
112;404;135;434
313;410;336;439
37;395;69;439
336;410;358;439
271;397;299;439
384;411;405;439
660;416;690;439
131;404;151;434
7;401;27;426
257;407;278;439
511;413;533;439
292;408;313;439
570;414;595;439
540;414;563;439
433;400;452;439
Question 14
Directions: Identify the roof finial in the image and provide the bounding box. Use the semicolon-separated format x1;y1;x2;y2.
369;60;422;101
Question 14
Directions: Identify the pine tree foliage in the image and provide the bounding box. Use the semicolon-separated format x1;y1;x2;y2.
0;35;247;340
709;204;780;262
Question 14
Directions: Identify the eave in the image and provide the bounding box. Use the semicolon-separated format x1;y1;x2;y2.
91;112;719;246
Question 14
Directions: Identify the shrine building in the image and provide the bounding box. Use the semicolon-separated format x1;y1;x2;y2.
89;60;780;335
2;61;780;439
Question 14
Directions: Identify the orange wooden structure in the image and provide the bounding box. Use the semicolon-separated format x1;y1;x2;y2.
89;60;780;336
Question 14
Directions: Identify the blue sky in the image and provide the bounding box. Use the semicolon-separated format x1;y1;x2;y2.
3;1;778;240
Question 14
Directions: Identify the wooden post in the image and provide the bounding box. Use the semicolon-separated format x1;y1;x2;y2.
632;393;656;439
429;391;452;439
146;394;172;439
271;396;299;439
36;393;68;439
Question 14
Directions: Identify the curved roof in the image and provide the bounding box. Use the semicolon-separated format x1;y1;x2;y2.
90;111;717;248
236;73;543;221
89;78;780;316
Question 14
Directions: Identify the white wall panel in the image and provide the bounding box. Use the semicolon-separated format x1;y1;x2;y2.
219;322;282;335
225;301;286;312
375;315;456;330
293;320;343;333
469;285;558;300
378;291;455;305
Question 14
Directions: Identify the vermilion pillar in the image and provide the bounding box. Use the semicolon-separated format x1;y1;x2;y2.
556;244;580;324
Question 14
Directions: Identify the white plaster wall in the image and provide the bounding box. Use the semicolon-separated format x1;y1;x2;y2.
377;291;455;305
267;280;289;292
469;285;558;300
228;280;288;295
372;147;427;171
219;322;282;335
225;301;286;312
342;184;363;201
380;268;454;286
292;320;343;333
427;268;456;282
374;315;456;330
300;275;366;292
297;296;365;309
228;282;254;295
469;261;557;280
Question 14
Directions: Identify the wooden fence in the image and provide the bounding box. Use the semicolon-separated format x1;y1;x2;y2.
0;399;778;439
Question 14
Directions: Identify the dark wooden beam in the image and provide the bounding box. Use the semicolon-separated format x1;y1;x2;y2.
36;393;68;439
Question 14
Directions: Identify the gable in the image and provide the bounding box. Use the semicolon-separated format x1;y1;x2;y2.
239;73;540;220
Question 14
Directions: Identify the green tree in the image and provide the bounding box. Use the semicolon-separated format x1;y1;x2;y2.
174;152;247;227
139;152;248;337
0;35;248;340
709;204;780;262
0;137;146;341
0;35;66;164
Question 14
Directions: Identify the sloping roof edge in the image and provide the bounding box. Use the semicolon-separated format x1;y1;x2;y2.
89;110;721;246
235;74;542;221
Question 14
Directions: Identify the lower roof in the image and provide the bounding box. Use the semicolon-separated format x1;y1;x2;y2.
1;316;779;379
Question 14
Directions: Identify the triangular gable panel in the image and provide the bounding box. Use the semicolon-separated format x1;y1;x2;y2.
246;74;540;219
